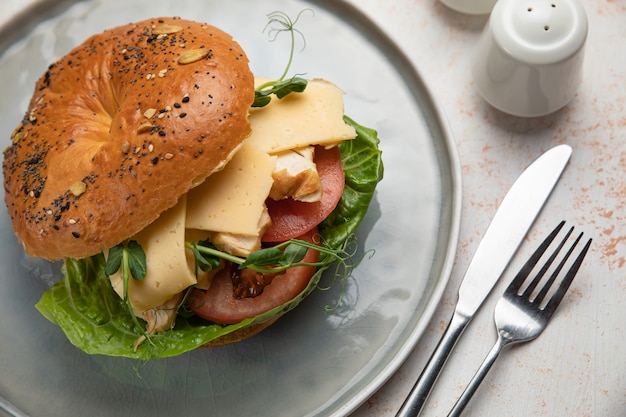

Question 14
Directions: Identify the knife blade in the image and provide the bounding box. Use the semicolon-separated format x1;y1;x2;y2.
396;144;572;417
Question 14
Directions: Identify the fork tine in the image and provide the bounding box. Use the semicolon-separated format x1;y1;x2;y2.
542;236;592;315
504;221;565;296
522;226;574;299
534;231;582;304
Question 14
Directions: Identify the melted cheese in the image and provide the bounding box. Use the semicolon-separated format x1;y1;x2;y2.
109;197;195;314
185;141;276;235
248;78;356;153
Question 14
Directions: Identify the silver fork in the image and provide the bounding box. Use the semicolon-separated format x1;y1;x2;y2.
447;221;592;417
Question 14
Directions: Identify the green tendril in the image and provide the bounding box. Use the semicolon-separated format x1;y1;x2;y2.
186;234;358;278
253;9;314;107
319;237;375;315
263;9;312;80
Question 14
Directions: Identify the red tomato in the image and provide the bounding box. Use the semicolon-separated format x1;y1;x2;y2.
188;229;321;324
262;145;344;242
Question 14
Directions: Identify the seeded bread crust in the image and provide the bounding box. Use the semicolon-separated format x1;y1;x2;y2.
3;17;254;260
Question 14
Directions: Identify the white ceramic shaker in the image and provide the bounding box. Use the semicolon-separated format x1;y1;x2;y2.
471;0;588;117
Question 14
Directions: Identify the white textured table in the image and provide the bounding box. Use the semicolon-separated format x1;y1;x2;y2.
1;1;624;416
347;0;626;416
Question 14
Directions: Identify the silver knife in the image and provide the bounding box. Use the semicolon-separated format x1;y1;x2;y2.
396;144;572;417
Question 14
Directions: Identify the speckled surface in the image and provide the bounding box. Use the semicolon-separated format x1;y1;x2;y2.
2;0;625;416
346;0;626;416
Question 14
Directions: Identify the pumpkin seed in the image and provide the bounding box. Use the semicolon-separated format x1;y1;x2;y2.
152;24;183;35
178;48;209;65
10;123;24;143
137;121;153;134
69;181;87;197
143;108;157;119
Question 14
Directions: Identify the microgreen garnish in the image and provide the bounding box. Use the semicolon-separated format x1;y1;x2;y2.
252;9;313;107
189;239;221;274
318;235;374;314
185;236;350;275
104;240;150;344
105;240;147;281
253;77;308;107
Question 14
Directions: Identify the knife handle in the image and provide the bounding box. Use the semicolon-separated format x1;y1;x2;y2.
395;309;470;417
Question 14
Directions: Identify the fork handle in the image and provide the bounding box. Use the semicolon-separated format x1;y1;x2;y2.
396;309;470;417
446;335;509;417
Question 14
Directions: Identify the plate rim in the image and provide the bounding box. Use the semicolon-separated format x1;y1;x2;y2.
323;3;462;414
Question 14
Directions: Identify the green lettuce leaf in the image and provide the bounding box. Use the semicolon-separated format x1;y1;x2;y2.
35;116;383;359
319;116;384;249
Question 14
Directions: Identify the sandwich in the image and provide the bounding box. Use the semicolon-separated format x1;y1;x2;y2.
3;16;383;359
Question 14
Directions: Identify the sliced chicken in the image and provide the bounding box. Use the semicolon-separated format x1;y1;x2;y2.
270;146;323;202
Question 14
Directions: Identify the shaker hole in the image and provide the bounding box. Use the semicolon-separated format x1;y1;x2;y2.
551;3;557;7
527;7;533;11
544;25;550;31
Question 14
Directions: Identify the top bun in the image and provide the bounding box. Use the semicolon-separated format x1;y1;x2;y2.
3;17;254;260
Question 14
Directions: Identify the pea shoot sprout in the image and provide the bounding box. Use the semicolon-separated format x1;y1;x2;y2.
253;9;314;107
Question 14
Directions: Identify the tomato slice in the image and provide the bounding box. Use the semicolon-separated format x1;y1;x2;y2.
188;229;320;324
262;145;344;242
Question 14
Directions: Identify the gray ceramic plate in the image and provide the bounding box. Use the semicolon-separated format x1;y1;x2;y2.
0;0;461;416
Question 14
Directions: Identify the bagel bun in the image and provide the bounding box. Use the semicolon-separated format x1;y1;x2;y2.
3;17;254;260
201;317;280;348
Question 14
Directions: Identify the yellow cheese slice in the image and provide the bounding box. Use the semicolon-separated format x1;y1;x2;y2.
248;78;356;153
185;141;276;235
109;196;196;314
